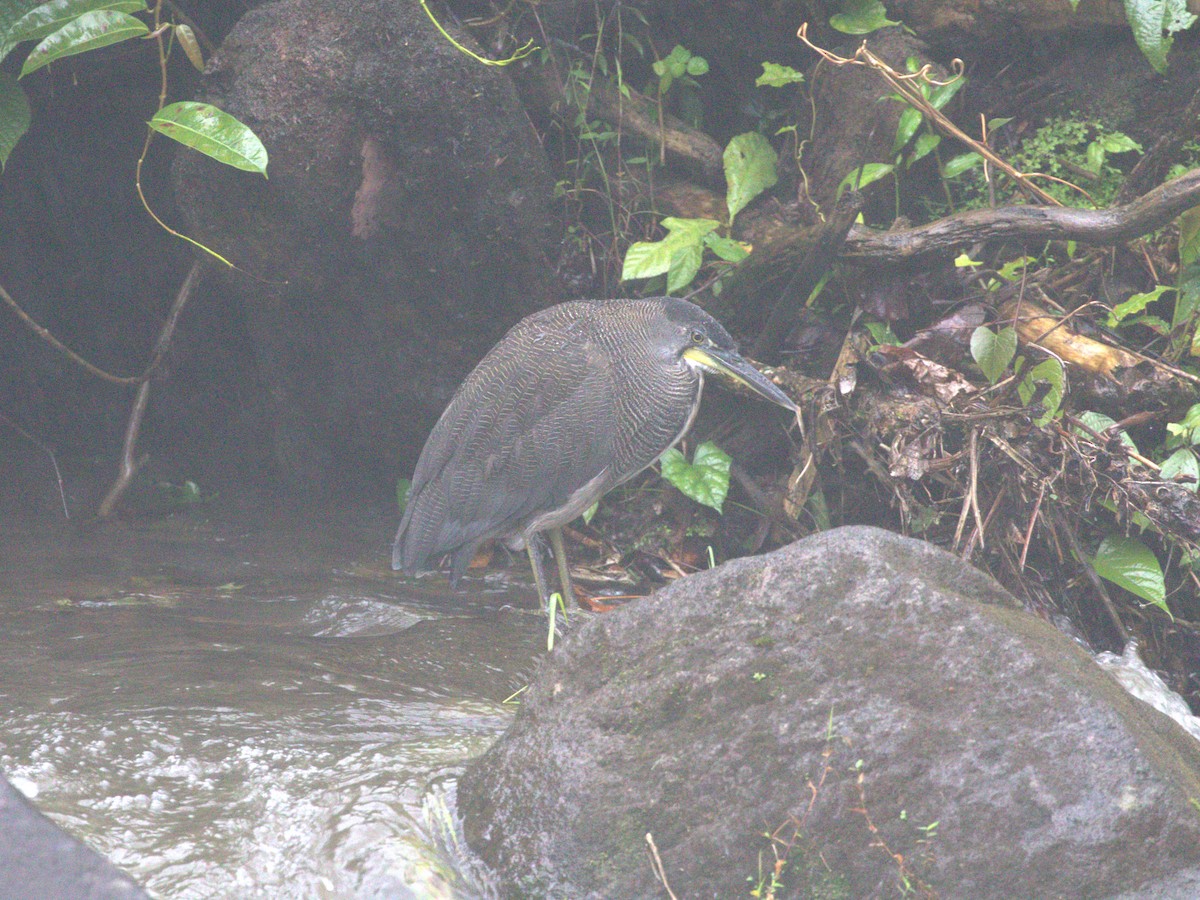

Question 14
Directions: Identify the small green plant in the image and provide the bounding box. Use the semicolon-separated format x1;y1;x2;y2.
659;440;732;512
0;1;266;177
621;129;774;294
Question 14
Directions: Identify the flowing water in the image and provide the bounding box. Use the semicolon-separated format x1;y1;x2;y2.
0;502;545;898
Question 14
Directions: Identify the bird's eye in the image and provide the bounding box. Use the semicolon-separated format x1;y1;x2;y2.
690;330;705;344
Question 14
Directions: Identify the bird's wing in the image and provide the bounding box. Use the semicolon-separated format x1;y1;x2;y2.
394;304;616;573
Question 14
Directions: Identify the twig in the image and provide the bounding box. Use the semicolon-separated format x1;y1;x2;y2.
97;261;202;518
0;411;69;518
645;832;679;900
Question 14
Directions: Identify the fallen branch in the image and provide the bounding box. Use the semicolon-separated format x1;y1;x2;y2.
842;167;1200;263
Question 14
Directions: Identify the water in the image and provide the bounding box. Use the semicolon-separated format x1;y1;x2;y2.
0;505;544;898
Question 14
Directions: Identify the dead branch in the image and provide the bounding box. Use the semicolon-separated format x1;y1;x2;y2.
842;167;1200;264
98;260;203;518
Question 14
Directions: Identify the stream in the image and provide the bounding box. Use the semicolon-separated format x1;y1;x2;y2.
0;502;544;898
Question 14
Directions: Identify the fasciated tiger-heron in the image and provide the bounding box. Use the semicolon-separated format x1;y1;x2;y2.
391;297;797;608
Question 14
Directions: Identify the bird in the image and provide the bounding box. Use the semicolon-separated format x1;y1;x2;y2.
391;297;798;609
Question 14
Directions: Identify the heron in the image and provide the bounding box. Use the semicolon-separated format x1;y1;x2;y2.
391;297;797;609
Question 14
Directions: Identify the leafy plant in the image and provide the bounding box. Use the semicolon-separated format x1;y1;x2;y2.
970;325;1017;384
621;128;772;294
0;0;267;176
1114;0;1196;74
652;44;708;96
1016;357;1066;426
660;440;732;512
1091;534;1169;614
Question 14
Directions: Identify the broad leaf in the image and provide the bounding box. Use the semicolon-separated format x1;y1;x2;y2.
1160;448;1199;492
660;441;731;512
1125;0;1196;74
0;0;47;61
149;101;268;175
20;8;147;77
1106;284;1173;327
622;217;719;282
703;232;750;263
830;0;899;34
666;243;703;294
970;325;1016;384
893;105;922;153
836;162;893;198
755;61;804;88
7;0;143;54
942;151;982;178
1017;357;1064;425
0;70;29;169
908;132;940;164
724;131;777;222
1092;534;1167;613
1075;410;1137;450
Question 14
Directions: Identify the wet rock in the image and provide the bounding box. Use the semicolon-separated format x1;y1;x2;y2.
459;526;1200;898
0;773;149;899
173;0;557;493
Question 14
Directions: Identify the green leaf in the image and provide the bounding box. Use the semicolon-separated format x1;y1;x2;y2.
174;21;203;71
1179;207;1200;269
660;440;732;512
829;0;900;34
996;255;1036;281
927;75;966;110
703;231;750;262
581;500;599;525
1161;448;1199;492
1092;534;1167;612
1017;357;1065;425
836;162;894;198
941;151;982;178
396;477;411;515
755;61;804;88
667;243;703;294
1085;140;1106;174
724;131;777;222
1106;284;1173;327
148;101;268;175
19;8;147;77
1166;403;1200;447
5;0;143;57
970;325;1017;384
622;217;720;282
685;55;708;76
1075;410;1137;450
892;106;923;153
1125;0;1196;75
864;320;901;346
908;132;940;164
0;70;30;170
1099;131;1142;154
0;0;51;61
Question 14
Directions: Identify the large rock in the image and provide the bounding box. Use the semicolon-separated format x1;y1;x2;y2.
0;773;149;899
459;526;1200;898
173;0;558;493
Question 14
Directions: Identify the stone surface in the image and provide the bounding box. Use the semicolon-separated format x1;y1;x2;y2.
0;773;149;900
173;0;558;493
459;526;1200;899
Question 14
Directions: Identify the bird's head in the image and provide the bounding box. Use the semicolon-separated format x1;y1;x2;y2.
653;298;798;413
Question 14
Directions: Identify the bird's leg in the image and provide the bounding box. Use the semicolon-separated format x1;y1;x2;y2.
548;526;579;609
525;533;555;613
